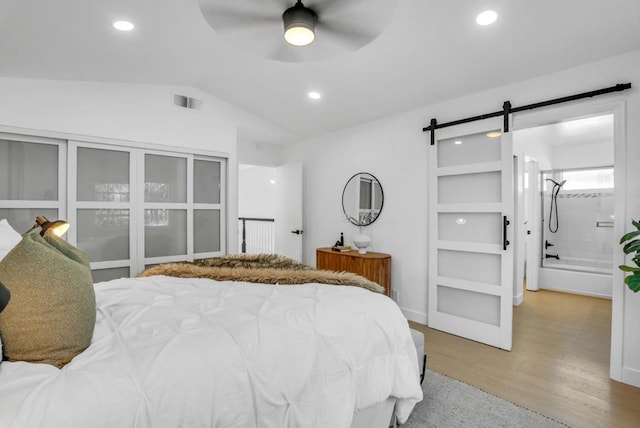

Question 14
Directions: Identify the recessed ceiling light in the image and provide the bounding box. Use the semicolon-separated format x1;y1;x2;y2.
113;21;135;32
454;140;462;145
270;179;276;184
476;10;498;26
308;91;321;100
486;131;502;138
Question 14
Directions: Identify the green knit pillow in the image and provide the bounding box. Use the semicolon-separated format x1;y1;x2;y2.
0;232;96;368
42;231;91;267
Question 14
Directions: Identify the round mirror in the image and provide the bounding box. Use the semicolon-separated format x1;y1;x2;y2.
342;172;384;226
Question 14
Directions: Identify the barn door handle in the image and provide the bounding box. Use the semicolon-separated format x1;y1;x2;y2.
291;229;304;235
503;216;510;251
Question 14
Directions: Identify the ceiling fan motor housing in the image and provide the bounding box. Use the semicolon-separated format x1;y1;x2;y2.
283;1;318;41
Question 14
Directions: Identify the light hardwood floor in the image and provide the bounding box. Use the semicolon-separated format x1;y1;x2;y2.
409;289;640;427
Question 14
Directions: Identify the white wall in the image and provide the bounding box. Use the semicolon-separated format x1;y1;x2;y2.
285;114;429;323
514;130;553;169
0;77;250;253
238;165;277;219
0;78;239;150
284;49;640;387
551;141;613;169
513;128;614;171
237;140;285;166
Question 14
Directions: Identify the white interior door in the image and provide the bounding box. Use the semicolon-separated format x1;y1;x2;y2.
514;155;525;305
526;159;540;291
274;162;303;261
428;118;514;350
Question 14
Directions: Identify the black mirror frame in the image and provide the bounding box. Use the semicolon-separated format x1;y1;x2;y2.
341;172;384;227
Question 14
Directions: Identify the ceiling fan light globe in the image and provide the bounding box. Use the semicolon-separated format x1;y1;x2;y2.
282;1;317;47
284;26;315;46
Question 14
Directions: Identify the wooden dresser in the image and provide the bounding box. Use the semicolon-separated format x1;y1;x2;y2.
316;247;391;296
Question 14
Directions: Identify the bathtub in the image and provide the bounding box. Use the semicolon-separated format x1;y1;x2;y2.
539;257;612;298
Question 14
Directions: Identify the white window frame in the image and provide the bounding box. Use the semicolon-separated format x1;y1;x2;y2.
68;140;138;277
1;128;228;278
193;155;226;260
0;133;67;233
138;149;193;269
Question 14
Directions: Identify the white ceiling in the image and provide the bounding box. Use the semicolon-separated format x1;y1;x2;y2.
519;114;614;148
1;0;639;144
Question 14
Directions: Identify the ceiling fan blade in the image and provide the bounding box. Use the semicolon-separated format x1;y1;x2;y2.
268;0;295;8
316;20;375;49
199;7;279;30
309;0;372;16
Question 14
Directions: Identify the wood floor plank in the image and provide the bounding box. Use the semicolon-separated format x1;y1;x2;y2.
410;289;640;427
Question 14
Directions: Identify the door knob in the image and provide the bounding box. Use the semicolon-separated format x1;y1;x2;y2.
291;229;304;235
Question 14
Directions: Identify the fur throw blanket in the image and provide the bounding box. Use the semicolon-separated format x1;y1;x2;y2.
139;255;384;294
194;254;313;271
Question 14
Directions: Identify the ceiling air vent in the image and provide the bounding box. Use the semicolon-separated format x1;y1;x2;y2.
173;94;202;110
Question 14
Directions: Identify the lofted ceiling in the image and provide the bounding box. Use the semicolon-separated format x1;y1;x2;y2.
0;0;639;144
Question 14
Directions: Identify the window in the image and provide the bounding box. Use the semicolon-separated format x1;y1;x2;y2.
74;145;226;276
71;143;134;281
0;134;66;235
561;168;613;191
1;135;227;282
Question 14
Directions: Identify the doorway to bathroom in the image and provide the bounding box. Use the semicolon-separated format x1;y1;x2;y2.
515;113;615;299
512;99;628;382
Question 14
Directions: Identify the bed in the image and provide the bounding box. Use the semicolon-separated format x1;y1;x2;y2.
0;235;423;428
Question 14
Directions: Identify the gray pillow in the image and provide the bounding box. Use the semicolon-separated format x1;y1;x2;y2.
0;232;96;368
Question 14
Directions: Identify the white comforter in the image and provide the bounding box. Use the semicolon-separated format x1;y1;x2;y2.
0;276;423;428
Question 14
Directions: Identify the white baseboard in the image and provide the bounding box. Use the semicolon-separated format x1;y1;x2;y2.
513;292;523;306
401;307;427;325
622;366;640;388
540;285;612;300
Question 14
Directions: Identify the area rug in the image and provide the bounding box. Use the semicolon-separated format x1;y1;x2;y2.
401;370;568;427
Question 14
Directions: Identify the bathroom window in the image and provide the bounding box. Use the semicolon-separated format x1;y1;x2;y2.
561;168;613;191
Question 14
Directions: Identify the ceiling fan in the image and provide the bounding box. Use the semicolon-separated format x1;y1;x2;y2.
196;0;396;62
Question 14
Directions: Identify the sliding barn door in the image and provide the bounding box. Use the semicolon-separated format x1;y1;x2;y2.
428;119;514;350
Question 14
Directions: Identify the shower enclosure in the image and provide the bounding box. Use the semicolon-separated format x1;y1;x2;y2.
539;167;614;297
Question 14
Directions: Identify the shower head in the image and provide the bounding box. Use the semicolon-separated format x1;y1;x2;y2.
546;178;567;188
